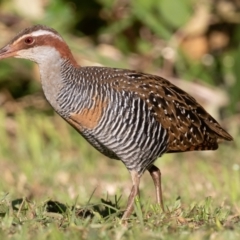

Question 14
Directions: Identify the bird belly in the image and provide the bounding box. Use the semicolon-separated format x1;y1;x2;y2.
77;98;169;174
61;87;169;174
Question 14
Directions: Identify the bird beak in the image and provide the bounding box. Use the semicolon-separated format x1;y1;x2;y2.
0;44;16;60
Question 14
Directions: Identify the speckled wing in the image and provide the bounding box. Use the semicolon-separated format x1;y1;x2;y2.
106;69;233;153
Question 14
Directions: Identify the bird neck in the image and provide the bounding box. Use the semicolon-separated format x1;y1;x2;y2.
37;47;78;112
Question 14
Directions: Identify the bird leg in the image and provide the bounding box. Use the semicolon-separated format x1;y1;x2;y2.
148;164;165;212
122;170;140;220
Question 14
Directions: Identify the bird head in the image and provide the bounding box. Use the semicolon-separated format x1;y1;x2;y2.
0;25;77;66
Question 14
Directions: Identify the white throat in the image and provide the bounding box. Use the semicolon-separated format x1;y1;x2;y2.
17;46;65;111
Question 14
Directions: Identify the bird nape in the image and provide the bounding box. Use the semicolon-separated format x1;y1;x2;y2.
0;25;233;220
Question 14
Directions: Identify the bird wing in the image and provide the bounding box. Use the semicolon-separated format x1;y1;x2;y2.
104;68;233;152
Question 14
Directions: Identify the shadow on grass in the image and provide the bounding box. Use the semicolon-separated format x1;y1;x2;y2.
4;197;121;220
44;198;121;219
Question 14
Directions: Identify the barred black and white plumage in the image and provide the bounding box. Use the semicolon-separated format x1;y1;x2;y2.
0;25;233;220
57;65;169;174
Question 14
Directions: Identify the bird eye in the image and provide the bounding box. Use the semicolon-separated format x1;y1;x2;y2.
24;37;34;45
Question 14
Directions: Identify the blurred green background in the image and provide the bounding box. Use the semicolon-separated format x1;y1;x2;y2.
0;0;239;238
0;0;239;118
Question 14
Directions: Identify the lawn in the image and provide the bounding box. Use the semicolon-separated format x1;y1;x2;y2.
0;108;239;239
0;1;240;238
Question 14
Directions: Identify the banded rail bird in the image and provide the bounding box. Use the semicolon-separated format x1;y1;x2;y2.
0;25;233;219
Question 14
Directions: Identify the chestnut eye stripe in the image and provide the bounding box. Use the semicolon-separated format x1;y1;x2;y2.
13;30;63;45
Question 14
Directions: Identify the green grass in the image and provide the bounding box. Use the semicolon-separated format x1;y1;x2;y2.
0;0;239;238
0;109;239;239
